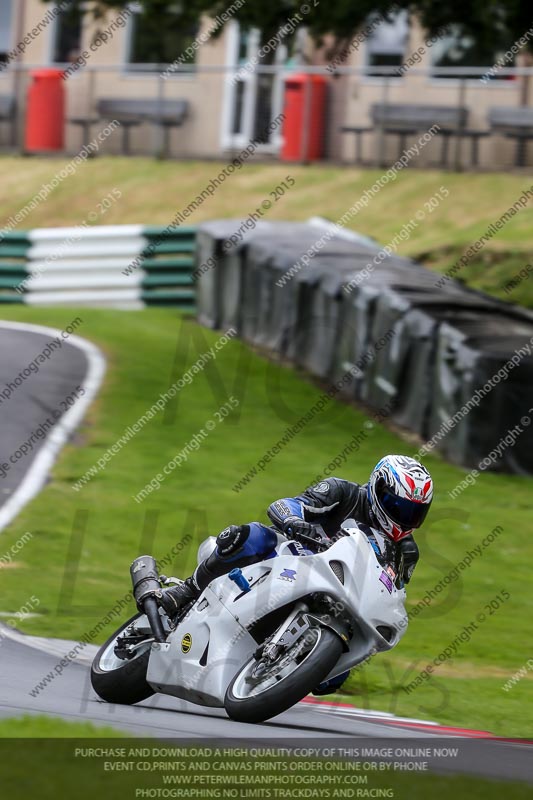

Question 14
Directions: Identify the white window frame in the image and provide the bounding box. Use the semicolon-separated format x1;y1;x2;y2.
0;0;15;62
122;1;198;77
428;25;519;87
362;9;409;82
46;0;84;65
220;21;286;153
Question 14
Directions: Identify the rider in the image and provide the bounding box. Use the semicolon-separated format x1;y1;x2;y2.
159;454;433;693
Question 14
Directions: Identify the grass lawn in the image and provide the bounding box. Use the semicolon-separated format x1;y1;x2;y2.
0;715;126;737
0;307;531;737
1;157;532;307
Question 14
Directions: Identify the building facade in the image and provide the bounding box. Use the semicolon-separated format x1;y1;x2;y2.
0;1;531;167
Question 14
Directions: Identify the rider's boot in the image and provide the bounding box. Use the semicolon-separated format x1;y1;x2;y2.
158;552;219;619
158;576;200;618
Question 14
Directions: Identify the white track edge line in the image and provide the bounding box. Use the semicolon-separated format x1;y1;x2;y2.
303;702;440;726
0;621;98;665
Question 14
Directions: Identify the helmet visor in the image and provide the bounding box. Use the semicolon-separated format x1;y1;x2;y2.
379;490;430;530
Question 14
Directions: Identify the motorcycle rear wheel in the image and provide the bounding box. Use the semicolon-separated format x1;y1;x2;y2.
224;625;343;723
91;613;155;705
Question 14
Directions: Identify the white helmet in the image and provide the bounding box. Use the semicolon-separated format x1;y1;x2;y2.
367;455;433;541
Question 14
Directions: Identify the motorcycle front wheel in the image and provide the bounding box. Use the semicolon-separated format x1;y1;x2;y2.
224;625;343;723
91;613;155;705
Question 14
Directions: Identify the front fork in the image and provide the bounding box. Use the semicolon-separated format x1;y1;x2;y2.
259;603;310;663
257;598;351;664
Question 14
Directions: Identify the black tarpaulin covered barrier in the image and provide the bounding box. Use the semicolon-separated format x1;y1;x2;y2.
195;219;304;333
291;258;360;377
195;220;241;330
426;308;533;472
196;220;360;341
244;227;377;355
330;260;434;401
359;287;415;411
357;278;533;461
242;242;319;355
358;278;489;423
195;219;533;475
387;293;506;438
239;226;318;347
331;281;383;401
387;307;437;436
290;247;419;380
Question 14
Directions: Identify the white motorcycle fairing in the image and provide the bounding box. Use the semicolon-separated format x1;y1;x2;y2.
145;521;408;708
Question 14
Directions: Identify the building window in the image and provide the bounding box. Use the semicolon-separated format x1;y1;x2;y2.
0;0;14;65
52;1;83;63
431;26;515;80
127;4;199;70
365;10;409;76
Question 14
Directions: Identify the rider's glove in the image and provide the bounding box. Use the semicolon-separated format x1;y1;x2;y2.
398;536;419;585
283;515;323;545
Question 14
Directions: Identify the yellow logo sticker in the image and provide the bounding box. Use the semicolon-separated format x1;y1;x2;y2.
181;633;192;654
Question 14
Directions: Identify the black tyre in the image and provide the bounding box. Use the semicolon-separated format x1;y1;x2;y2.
91;613;155;705
224;626;343;724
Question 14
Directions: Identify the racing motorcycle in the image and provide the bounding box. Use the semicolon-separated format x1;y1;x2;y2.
91;520;408;723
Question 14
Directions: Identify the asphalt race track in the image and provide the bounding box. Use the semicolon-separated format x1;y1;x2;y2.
1;632;533;785
0;633;435;739
0;325;85;497
0;323;532;787
0;320;104;529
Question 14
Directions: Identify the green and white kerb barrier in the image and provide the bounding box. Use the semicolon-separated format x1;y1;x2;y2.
0;225;197;309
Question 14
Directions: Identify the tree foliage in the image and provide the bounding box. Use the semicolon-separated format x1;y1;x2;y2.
43;0;532;59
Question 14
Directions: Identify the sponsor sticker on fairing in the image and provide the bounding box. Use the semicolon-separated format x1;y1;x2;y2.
379;570;394;593
278;569;297;582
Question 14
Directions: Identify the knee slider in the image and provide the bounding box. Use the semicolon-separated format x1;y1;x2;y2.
216;524;250;558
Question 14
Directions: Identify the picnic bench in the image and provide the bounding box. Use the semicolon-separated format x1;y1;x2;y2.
342;103;489;168
69;98;189;156
488;107;533;167
0;95;16;147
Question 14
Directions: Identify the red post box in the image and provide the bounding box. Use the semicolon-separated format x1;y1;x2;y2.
25;69;65;153
281;74;327;162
